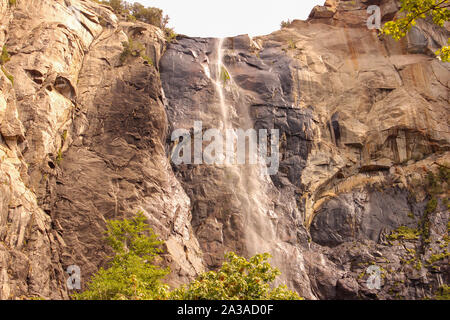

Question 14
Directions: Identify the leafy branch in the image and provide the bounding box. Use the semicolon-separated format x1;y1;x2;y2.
382;0;450;61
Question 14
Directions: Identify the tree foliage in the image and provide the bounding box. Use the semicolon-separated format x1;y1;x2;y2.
119;39;152;65
129;2;164;27
108;0;124;13
96;0;168;29
72;212;170;300
382;0;450;62
170;252;302;300
73;213;302;300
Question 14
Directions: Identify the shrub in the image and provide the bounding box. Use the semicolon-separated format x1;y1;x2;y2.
438;165;450;184
387;226;420;241
280;19;291;29
108;0;124;14
170;252;302;300
427;251;450;264
0;45;11;65
426;171;442;195
425;197;438;216
126;14;136;22
220;66;230;85
165;27;177;43
141;54;153;66
56;148;63;164
130;3;163;27
288;39;296;50
8;0;16;7
119;39;146;64
419;197;437;242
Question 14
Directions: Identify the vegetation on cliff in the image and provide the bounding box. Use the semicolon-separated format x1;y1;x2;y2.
0;45;14;84
0;45;10;65
119;39;152;65
435;285;450;300
93;0;176;40
170;252;301;300
73;213;301;300
72;212;170;300
280;19;292;29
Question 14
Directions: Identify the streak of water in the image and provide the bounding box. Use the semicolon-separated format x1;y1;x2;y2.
209;38;278;256
215;38;229;129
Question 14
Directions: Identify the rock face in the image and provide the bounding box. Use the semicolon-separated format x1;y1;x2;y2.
0;0;449;300
0;0;203;299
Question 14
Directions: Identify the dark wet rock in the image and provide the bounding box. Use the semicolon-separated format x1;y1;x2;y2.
311;188;425;246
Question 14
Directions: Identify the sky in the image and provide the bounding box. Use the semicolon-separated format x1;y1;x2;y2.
128;0;325;38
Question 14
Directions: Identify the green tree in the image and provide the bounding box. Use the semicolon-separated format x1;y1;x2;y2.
131;3;163;27
382;0;450;62
108;0;125;14
94;1;173;37
73;214;301;300
170;252;302;300
72;212;170;300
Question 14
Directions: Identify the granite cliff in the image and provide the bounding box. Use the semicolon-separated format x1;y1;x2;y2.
0;0;448;299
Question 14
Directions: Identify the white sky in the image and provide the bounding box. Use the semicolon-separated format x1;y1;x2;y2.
128;0;325;38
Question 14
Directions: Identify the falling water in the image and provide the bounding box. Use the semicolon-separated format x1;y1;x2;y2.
166;36;311;294
214;38;229;129
206;39;313;294
209;38;279;257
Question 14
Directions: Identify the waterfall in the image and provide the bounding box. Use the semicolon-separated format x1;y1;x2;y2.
214;38;229;129
204;38;310;292
209;38;277;256
163;36;313;295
